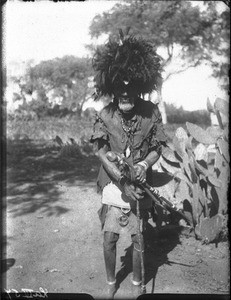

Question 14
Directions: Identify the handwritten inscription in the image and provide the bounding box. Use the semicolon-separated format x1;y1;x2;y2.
4;287;48;300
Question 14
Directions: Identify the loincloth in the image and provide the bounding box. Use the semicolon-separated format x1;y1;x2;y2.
98;204;150;235
102;181;152;210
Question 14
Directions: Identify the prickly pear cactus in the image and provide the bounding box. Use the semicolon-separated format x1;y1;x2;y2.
195;214;224;244
159;97;229;243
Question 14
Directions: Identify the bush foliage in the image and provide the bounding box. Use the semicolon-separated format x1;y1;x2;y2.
165;103;211;126
11;56;94;119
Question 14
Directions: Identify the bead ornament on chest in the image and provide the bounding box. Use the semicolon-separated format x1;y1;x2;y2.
121;117;134;158
116;81;138;159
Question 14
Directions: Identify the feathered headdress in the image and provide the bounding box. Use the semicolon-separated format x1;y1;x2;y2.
92;29;162;100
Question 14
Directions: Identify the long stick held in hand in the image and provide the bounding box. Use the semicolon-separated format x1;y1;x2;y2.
136;199;146;294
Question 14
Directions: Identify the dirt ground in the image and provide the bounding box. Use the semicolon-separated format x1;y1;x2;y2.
2;139;230;299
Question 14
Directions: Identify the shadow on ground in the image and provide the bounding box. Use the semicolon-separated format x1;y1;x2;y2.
5;139;100;218
115;223;181;293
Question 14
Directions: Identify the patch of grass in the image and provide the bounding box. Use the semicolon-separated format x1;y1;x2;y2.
7;115;93;143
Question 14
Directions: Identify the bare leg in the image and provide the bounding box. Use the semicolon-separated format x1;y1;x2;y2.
103;231;119;298
131;234;144;297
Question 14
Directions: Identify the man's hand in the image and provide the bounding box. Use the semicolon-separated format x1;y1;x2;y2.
123;182;144;201
134;164;147;184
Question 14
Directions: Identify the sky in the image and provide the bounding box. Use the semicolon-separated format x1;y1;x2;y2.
3;0;228;111
3;1;116;62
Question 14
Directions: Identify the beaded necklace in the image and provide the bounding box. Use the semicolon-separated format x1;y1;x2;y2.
120;113;137;158
121;118;134;135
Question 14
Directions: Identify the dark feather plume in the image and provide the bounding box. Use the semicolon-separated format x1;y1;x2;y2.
92;30;162;99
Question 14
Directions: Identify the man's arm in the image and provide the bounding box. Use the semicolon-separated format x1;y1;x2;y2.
97;144;122;182
134;150;160;184
142;150;160;169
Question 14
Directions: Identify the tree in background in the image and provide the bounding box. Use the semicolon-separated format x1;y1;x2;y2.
89;0;230;123
13;56;94;118
204;1;230;91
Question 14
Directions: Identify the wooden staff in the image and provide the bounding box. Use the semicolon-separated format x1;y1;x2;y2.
136;199;146;294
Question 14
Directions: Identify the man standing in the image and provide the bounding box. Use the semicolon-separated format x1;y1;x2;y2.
90;32;167;298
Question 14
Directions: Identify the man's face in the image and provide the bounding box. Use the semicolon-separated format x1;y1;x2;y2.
117;92;136;113
114;84;139;113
